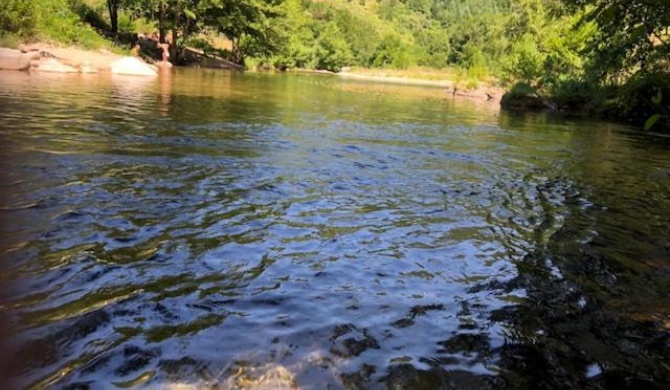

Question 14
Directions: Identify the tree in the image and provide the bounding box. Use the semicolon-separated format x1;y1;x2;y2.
270;0;314;69
202;0;286;64
313;21;352;71
566;0;670;78
107;0;121;34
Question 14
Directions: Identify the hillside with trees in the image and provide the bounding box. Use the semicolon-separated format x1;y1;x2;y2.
1;0;668;129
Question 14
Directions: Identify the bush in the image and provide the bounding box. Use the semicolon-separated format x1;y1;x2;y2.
0;0;112;49
71;0;110;32
0;33;22;48
0;0;38;36
616;72;670;125
314;21;352;72
368;34;417;69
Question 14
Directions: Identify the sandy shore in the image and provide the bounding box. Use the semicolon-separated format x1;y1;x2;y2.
338;71;454;88
338;71;504;103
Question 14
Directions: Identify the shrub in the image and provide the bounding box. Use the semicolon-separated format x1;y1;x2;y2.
0;0;38;36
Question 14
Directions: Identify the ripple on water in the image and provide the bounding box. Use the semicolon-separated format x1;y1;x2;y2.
2;71;670;389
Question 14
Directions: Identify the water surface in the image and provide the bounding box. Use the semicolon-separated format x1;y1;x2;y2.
0;69;669;389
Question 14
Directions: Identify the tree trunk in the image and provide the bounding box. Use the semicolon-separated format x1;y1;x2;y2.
231;39;243;65
107;0;119;34
158;1;166;44
171;6;181;64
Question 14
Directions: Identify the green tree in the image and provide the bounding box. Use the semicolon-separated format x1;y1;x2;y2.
272;0;315;69
0;0;38;36
561;0;670;127
203;0;285;64
314;21;352;71
566;0;670;78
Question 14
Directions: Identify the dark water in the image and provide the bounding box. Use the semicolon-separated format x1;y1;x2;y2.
0;69;669;389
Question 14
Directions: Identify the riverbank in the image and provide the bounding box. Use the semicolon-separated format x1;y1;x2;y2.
286;67;504;103
1;43;504;103
499;78;670;132
337;67;504;103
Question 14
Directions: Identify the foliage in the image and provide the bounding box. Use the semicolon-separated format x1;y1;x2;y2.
560;0;670;128
0;0;38;36
0;0;115;49
0;33;21;48
199;0;285;64
312;21;352;71
565;0;670;78
270;0;314;69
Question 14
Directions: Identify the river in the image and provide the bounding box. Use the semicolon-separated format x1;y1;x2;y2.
0;69;669;389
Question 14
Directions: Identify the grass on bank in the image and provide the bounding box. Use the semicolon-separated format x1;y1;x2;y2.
1;0;133;53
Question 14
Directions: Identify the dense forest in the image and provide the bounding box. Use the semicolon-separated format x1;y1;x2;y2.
1;0;669;128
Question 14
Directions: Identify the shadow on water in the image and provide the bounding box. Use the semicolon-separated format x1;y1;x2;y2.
0;70;669;389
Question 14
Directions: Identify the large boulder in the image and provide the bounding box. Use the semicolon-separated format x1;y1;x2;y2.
501;92;551;111
0;48;39;71
109;56;157;76
500;83;555;111
34;58;78;73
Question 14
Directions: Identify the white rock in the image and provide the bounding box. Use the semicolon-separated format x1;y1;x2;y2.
79;63;98;74
0;48;39;71
35;58;78;73
18;44;40;53
109;56;157;76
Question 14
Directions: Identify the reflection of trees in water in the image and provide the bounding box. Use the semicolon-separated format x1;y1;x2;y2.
493;181;669;389
110;74;156;115
339;175;669;389
158;68;172;116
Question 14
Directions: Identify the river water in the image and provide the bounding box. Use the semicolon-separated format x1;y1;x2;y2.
0;69;669;389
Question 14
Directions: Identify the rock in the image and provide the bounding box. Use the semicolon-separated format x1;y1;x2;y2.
450;87;501;101
78;62;98;74
0;48;39;71
109;56;157;76
34;58;78;73
500;91;554;111
226;365;297;390
18;44;40;53
500;82;556;111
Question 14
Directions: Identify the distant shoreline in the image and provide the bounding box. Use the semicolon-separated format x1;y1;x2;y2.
284;68;503;103
338;71;453;88
337;71;504;103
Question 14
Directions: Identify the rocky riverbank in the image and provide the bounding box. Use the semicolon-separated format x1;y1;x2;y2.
0;44;166;76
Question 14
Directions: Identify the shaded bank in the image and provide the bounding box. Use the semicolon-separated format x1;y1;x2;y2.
500;75;670;132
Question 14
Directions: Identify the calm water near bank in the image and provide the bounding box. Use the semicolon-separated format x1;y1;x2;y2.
0;69;669;389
